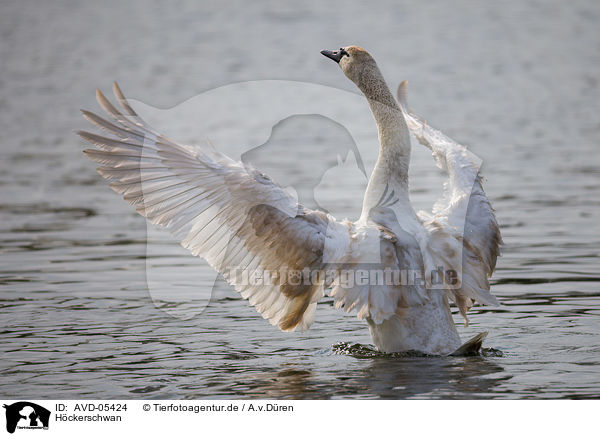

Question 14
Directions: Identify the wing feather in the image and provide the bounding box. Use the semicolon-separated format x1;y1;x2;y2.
79;83;354;331
397;81;502;321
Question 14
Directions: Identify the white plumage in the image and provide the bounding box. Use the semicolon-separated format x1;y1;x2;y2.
79;46;501;355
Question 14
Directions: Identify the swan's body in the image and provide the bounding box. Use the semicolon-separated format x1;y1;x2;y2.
79;46;501;355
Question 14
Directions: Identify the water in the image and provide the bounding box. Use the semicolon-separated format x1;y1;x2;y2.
1;0;600;399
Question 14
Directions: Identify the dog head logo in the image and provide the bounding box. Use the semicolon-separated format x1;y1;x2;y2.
3;402;50;434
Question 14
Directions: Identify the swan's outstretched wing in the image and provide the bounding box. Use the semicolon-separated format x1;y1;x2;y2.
397;81;501;320
79;83;355;332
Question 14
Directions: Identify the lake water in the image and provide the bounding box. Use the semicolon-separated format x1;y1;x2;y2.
1;0;599;399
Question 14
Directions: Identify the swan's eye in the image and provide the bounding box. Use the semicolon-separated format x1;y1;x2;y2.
340;48;349;58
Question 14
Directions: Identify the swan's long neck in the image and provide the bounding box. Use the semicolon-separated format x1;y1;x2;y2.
357;66;414;223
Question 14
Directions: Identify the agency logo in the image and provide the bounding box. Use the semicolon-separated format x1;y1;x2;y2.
3;402;50;434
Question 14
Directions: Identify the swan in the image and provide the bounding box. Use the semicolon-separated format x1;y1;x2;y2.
78;45;501;356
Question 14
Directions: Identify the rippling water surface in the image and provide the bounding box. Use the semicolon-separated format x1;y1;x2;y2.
1;0;599;399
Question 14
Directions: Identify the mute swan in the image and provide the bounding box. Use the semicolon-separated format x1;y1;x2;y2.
78;46;501;356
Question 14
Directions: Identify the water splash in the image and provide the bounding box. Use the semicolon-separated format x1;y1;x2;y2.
331;342;503;358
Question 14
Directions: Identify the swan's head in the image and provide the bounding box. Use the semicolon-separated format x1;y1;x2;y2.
320;46;378;88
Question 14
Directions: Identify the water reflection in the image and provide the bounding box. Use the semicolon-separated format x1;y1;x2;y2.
205;352;507;400
358;356;507;399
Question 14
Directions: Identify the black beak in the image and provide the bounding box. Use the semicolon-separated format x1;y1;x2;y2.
320;48;348;63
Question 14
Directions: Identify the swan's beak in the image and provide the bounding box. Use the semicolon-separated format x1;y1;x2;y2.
320;49;345;63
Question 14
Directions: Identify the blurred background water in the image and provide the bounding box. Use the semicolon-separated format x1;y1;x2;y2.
1;0;599;399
